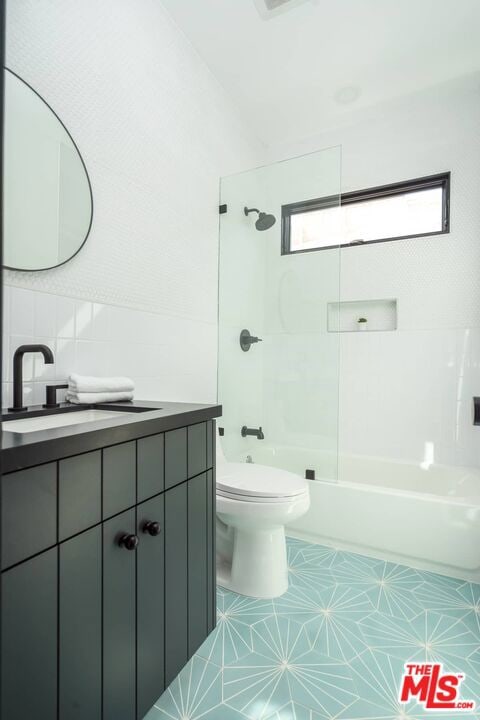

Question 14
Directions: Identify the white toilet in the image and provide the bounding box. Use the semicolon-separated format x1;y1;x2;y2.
216;436;310;598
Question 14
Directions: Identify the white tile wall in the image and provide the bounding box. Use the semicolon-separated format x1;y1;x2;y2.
2;0;263;408
5;0;262;322
331;80;480;467
338;329;459;465
2;285;217;409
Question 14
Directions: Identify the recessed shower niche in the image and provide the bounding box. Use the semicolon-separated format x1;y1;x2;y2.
327;298;398;332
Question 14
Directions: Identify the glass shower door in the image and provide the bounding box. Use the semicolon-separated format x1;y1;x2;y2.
218;146;342;483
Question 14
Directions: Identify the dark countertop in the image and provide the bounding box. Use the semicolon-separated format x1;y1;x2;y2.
1;400;222;474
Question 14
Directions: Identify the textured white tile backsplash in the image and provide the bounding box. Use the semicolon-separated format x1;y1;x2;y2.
2;285;218;408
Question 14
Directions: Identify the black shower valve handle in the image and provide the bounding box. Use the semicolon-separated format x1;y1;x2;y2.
240;329;263;352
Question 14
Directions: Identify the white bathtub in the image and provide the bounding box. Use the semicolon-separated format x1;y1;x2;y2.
230;444;480;583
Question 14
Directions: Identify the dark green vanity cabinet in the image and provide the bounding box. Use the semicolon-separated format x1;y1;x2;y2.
0;419;216;720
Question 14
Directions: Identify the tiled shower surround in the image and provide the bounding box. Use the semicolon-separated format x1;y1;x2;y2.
2;285;217;408
146;538;480;720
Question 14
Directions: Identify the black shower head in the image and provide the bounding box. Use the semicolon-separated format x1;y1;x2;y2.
244;206;276;231
255;212;276;231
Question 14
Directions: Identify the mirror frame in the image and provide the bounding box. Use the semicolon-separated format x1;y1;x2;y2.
3;67;94;272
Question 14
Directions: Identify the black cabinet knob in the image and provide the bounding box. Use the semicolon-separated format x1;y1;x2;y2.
118;533;139;550
142;520;161;537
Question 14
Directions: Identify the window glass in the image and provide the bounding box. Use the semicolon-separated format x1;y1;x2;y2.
284;174;449;254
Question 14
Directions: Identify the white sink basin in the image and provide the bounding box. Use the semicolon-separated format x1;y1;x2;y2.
3;409;132;434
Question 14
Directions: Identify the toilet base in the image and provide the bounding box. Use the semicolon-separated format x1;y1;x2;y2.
217;525;288;599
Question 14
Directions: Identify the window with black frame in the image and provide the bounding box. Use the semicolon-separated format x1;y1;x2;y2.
281;172;450;255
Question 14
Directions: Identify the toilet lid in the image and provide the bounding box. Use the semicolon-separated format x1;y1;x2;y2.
217;462;308;500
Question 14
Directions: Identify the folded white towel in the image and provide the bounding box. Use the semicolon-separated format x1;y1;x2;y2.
68;373;135;394
66;390;135;405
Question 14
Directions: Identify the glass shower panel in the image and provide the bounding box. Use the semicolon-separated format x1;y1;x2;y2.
218;146;342;482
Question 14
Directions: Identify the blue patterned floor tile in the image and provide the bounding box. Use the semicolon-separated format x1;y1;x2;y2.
336;552;387;572
145;701;248;720
197;591;275;667
273;582;374;621
334;557;425;622
412;578;480;631
224;655;293;719
333;555;389;589
303;615;369;662
196;615;252;668
287;544;337;592
420;570;468;591
219;591;276;626
413;581;470;618
296;542;350;570
359;610;479;665
288;566;337;593
469;647;480;671
201;706;251;719
287;539;310;564
151;655;222;719
264;700;326;719
348;649;437;720
457;582;480;637
197;592;275;667
459;673;480;718
223;615;358;719
143;705;162;719
249;614;314;659
286;537;311;550
273;583;372;660
337;698;430;719
150;539;480;720
366;563;425;620
336;697;424;719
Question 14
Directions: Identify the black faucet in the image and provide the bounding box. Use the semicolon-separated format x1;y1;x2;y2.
9;344;55;412
241;425;265;440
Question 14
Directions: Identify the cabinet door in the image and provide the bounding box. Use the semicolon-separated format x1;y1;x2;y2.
103;509;137;720
206;469;216;634
59;526;102;720
1;547;57;720
164;482;188;685
188;472;208;655
137;494;165;718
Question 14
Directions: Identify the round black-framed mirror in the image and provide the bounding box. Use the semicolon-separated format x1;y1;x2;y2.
3;67;93;271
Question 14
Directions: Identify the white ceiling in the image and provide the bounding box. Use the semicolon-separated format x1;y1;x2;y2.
160;0;480;147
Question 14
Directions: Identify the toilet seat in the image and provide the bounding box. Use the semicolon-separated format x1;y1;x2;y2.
217;462;307;502
217;487;309;503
